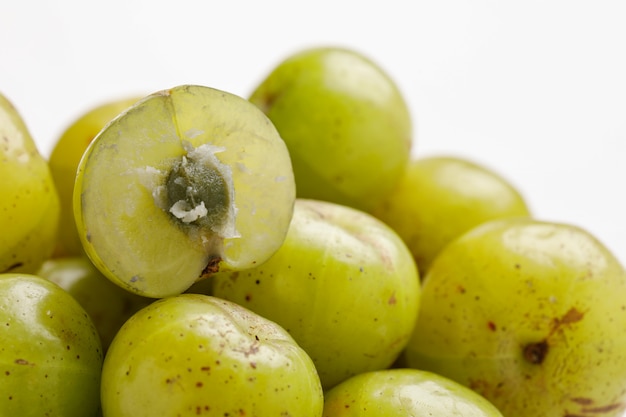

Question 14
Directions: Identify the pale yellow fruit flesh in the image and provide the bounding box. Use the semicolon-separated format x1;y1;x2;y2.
49;96;142;257
74;85;295;298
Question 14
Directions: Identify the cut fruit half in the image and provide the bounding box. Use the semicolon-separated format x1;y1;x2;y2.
74;85;296;298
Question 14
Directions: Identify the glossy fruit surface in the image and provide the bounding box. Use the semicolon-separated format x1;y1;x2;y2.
74;85;296;298
404;217;626;416
211;198;421;389
0;273;103;416
0;92;60;274
49;96;142;257
323;368;503;417
249;46;412;212
372;155;531;274
37;256;152;351
101;294;323;417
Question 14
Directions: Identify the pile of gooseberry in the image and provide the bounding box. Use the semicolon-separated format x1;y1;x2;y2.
2;46;626;417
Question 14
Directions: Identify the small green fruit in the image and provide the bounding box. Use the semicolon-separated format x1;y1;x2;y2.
372;155;531;274
405;217;626;416
101;294;324;417
37;256;153;351
0;92;60;274
249;46;413;212
323;368;503;417
0;273;103;416
211;199;421;389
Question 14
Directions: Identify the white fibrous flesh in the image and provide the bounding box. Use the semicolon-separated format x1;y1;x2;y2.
169;199;208;223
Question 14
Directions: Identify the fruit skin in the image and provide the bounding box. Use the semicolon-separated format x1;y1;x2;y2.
323;368;503;417
211;198;421;390
101;294;324;417
36;256;153;351
249;46;412;212
372;155;531;274
0;92;60;274
73;85;296;298
0;273;103;417
404;217;626;416
49;96;142;257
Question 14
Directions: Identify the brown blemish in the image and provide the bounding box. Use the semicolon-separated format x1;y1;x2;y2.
523;340;549;364
487;321;497;331
570;397;593;406
388;292;397;305
564;401;625;417
1;262;23;273
554;307;585;328
14;359;33;366
201;256;222;278
165;375;181;385
582;403;624;413
255;90;281;114
522;307;585;365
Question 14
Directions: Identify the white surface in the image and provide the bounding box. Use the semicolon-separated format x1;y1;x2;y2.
2;2;625;260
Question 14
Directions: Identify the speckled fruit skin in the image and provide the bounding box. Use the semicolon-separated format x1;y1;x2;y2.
49;96;142;257
37;256;153;351
73;85;296;298
372;155;531;274
249;46;413;213
0;92;60;274
211;199;421;390
323;368;503;417
404;217;626;417
0;274;103;417
101;294;323;417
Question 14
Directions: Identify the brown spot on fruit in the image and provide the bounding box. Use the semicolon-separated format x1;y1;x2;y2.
557;307;585;326
1;262;23;273
570;397;593;405
523;340;548;364
547;307;585;339
201;256;222;277
487;321;497;331
583;403;624;413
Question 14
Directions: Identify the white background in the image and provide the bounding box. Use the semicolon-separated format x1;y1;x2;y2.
2;1;626;267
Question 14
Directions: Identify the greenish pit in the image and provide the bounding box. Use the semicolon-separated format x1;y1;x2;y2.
165;155;230;230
